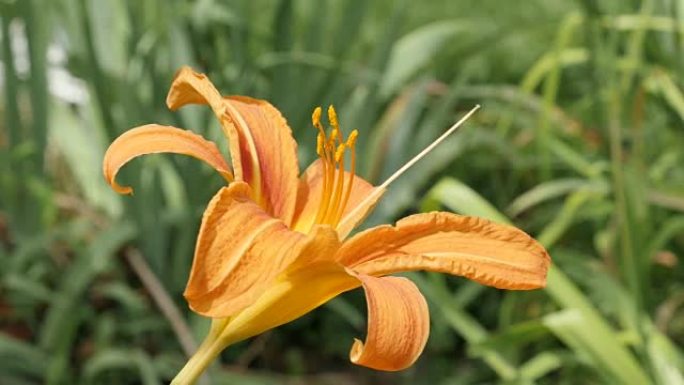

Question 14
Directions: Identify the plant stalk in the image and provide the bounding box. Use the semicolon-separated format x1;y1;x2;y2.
171;318;231;385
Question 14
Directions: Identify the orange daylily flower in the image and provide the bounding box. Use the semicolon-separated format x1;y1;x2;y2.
103;67;550;384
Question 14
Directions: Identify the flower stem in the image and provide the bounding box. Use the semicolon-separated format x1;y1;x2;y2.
171;319;231;385
171;337;224;385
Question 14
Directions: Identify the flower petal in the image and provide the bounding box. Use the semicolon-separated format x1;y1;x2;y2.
292;159;384;237
166;66;225;115
166;67;299;223
223;96;300;224
165;66;245;181
349;274;429;371
102;124;232;195
337;212;550;290
216;261;360;344
185;182;333;318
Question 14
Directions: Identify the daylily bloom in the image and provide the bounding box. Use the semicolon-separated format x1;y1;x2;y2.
103;67;550;384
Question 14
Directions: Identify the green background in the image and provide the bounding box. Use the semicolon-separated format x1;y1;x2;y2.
1;0;684;384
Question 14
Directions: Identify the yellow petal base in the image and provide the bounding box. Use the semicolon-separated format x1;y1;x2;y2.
172;262;360;384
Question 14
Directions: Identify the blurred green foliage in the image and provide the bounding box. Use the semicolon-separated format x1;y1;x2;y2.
1;0;684;384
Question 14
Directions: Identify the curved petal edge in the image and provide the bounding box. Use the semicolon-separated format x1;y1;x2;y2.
338;212;550;290
349;274;430;371
102;124;232;195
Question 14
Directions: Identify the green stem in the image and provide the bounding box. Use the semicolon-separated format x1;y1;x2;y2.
171;319;230;385
171;339;223;385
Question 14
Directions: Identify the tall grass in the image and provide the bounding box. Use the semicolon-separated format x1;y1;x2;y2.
1;0;683;384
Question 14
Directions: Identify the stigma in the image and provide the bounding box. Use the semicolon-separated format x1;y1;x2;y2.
311;105;358;228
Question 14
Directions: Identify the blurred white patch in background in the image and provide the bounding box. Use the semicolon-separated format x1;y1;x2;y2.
1;19;89;105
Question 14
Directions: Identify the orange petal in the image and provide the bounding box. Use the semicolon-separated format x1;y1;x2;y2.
166;66;225;114
223;96;300;224
166;66;245;181
185;182;332;318
349;274;429;371
102;124;232;195
292;159;384;237
337;212;550;290
165;67;299;223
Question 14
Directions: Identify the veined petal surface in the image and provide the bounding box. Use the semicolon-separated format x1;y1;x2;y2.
165;67;299;222
185;182;313;318
165;66;246;182
223;96;300;223
349;274;429;371
337;212;550;289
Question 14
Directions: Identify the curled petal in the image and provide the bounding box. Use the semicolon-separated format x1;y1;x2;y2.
292;159;384;238
185;182;332;318
165;67;299;223
337;212;550;290
166;66;225;115
165;66;245;181
349;274;429;371
102;124;232;195
223;96;300;224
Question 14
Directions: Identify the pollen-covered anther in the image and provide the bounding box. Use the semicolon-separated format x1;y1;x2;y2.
346;130;358;147
312;106;322;128
335;144;346;163
311;105;359;227
328;105;339;131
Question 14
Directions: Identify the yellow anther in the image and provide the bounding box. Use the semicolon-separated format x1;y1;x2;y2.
309;105;364;228
328;105;339;130
335;144;346;163
312;106;322;128
346;129;359;147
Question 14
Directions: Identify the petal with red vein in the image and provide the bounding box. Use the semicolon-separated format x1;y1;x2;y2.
223;96;300;224
165;66;246;181
165;67;299;223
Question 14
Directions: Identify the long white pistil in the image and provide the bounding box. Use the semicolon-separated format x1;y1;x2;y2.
338;104;481;230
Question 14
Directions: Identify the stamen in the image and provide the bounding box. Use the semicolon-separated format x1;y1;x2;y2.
329;128;338;145
333;129;358;224
328;106;342;147
313;106;333;224
328;105;342;145
317;108;342;223
328;105;339;132
312;106;322;128
337;105;481;230
334;144;346;163
314;161;331;224
346;129;359;147
312;107;329;158
316;133;325;156
325;144;347;223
